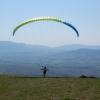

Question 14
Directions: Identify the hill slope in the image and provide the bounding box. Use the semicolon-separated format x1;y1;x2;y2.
0;75;100;100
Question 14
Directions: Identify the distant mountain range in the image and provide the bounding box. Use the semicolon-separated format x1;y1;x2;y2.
0;41;100;52
0;41;100;77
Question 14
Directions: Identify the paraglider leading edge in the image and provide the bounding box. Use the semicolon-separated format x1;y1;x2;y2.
12;17;79;37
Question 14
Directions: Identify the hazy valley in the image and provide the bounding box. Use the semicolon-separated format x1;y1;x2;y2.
0;41;100;77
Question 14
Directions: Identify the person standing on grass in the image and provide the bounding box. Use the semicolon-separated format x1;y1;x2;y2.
40;66;49;77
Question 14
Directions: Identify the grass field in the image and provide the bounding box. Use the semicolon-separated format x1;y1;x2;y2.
0;75;100;100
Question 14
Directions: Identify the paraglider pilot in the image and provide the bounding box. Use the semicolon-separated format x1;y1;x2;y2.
40;66;49;77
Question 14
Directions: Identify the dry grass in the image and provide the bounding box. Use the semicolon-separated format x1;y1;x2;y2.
0;75;100;100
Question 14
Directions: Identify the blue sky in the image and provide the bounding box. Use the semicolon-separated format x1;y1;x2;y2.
0;0;100;47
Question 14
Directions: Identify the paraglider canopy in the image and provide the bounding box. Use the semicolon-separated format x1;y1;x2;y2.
13;17;79;37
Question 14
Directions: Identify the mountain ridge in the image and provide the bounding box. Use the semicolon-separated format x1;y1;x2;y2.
0;41;100;53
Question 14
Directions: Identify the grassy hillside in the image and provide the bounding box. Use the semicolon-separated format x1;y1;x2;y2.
0;75;100;100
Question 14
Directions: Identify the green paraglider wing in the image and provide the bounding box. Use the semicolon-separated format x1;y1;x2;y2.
13;17;79;37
